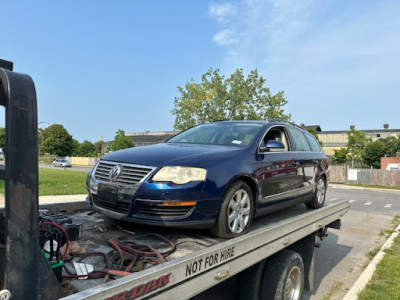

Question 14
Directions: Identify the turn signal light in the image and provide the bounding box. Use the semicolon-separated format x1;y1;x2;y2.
162;201;196;206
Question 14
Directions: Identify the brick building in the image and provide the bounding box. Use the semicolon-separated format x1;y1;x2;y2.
381;153;400;170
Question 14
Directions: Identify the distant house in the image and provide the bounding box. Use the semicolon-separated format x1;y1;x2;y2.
381;153;400;170
126;131;179;147
103;131;179;152
302;124;322;132
316;125;400;156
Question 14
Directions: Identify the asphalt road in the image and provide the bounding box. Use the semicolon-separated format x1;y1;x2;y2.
303;185;400;300
39;163;92;173
195;185;400;300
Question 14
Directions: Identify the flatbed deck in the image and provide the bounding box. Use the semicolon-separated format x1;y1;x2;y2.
58;200;349;299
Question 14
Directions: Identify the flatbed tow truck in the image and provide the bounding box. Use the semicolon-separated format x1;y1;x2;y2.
0;61;349;300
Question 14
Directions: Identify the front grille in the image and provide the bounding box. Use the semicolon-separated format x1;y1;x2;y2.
136;205;194;218
92;194;131;214
95;161;155;185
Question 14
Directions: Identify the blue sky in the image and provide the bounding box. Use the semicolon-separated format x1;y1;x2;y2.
2;0;399;142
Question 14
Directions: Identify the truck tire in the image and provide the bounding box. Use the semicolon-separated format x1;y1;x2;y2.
212;180;254;238
261;250;304;300
306;176;326;209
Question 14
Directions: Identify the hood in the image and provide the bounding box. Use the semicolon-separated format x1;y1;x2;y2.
101;143;245;167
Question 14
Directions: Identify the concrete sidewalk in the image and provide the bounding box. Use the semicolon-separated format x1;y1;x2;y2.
0;194;87;208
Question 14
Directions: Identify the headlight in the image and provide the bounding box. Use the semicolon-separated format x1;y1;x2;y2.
152;166;207;185
87;164;99;193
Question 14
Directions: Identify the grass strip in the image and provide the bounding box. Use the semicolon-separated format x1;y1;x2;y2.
0;168;87;196
358;221;400;299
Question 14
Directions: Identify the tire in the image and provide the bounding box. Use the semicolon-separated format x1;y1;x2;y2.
212;180;254;238
306;176;326;209
261;250;304;300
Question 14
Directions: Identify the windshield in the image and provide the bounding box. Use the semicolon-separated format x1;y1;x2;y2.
167;122;263;146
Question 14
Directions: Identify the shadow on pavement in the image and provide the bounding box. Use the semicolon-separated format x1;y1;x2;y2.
302;230;352;299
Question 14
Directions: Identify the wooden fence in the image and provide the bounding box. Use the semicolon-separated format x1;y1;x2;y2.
329;165;400;187
70;156;99;166
329;165;348;183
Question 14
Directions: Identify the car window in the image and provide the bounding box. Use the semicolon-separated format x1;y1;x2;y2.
168;123;263;146
261;127;289;151
172;126;216;144
304;132;322;152
287;127;310;151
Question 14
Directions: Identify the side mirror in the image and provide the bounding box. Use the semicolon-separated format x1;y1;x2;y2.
259;140;285;152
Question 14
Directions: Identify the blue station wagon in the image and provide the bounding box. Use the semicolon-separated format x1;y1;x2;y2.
86;121;328;238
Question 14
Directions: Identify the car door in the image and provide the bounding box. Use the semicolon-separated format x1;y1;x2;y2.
286;127;316;198
255;126;299;211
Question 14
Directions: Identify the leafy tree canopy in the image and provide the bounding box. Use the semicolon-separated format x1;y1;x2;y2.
333;132;400;168
77;140;96;157
346;129;370;167
362;140;386;169
41;124;74;156
306;128;323;146
333;148;349;164
71;139;80;156
109;129;134;151
0;127;4;149
381;135;400;157
172;68;291;130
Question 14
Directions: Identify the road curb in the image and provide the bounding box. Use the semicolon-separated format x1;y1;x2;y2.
343;222;400;299
329;183;400;194
0;194;88;210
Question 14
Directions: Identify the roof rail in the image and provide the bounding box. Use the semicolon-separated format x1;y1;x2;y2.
268;119;304;129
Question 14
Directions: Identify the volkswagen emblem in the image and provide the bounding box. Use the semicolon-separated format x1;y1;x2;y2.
109;165;122;181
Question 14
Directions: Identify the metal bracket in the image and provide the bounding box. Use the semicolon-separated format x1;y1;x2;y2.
0;65;63;299
0;60;13;71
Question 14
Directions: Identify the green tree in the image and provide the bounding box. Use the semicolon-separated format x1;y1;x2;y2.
381;135;400;157
362;140;386;169
71;139;80;156
38;128;45;155
306;128;323;146
172;68;291;130
333;148;349;164
41;124;74;156
109;129;134;151
347;129;369;168
77;140;95;157
0;127;5;149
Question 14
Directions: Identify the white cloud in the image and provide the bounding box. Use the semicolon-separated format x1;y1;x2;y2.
209;3;237;23
213;29;239;46
208;0;400;130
